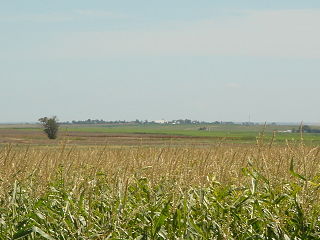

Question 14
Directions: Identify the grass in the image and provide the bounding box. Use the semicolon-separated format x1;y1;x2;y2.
1;137;320;239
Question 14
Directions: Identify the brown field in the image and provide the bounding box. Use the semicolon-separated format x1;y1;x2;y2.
0;128;222;147
1;139;319;196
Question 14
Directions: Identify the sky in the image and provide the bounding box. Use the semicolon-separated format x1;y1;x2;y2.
1;1;320;123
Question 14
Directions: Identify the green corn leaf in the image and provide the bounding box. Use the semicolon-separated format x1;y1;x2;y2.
32;226;55;240
12;228;33;239
290;158;307;181
12;226;54;240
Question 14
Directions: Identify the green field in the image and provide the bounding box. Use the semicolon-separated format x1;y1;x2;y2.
62;124;320;144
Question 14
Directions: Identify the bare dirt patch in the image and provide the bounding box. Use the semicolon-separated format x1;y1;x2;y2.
0;129;220;147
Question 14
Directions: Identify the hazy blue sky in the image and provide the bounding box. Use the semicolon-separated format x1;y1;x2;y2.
1;1;320;123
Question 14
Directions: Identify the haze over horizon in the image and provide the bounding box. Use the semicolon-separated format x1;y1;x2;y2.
1;1;320;123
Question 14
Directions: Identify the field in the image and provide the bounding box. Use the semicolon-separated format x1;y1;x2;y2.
2;123;320;146
1;123;320;239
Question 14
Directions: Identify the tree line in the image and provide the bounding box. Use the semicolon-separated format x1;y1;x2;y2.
292;125;320;133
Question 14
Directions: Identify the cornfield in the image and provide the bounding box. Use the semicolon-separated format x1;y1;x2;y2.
1;140;320;239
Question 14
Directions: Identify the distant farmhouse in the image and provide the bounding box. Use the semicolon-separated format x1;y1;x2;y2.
154;119;168;124
278;130;293;133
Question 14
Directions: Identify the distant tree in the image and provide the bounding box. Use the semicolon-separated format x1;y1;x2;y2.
303;125;311;133
298;125;312;133
39;116;59;139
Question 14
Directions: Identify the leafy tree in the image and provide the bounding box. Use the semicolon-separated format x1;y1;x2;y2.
39;116;59;139
298;125;312;133
303;125;312;133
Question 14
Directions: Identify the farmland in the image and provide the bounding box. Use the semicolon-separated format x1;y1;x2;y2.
1;123;320;239
2;123;320;146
